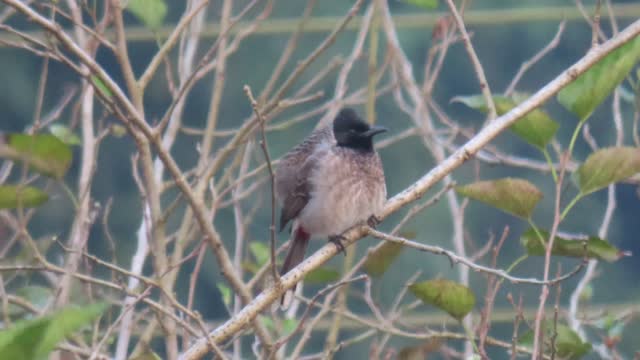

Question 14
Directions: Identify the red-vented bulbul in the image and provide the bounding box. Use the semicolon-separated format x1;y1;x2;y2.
275;108;387;305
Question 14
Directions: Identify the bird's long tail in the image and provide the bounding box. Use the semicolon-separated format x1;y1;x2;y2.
280;226;310;308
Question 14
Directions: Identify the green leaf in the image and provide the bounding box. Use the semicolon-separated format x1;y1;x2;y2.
249;242;269;266
0;303;107;360
49;125;81;146
241;261;259;274
0;133;72;178
282;318;298;336
363;241;405;277
110;124;127;138
126;0;167;29
575;147;640;195
409;279;475;320
558;36;640;121
216;284;231;307
90;75;112;98
579;284;593;301
518;322;592;359
455;178;542;219
304;267;340;284
405;0;438;10
452;94;559;149
520;228;629;262
0;185;48;209
259;315;274;331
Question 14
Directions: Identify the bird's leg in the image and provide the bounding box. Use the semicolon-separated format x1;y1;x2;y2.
367;214;382;228
328;235;347;255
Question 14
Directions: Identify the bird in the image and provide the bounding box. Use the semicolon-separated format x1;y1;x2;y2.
275;108;388;305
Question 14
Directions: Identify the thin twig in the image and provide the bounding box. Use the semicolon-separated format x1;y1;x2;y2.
366;228;583;286
273;275;367;352
445;0;496;120
505;21;566;95
244;85;280;282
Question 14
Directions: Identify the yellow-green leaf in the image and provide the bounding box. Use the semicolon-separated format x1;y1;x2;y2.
520;228;629;262
405;0;438;10
110;124;127;138
409;279;475;320
126;0;167;29
0;185;48;209
282;318;298;337
455;178;542;219
558;36;640;121
90;75;112;98
0;133;72;178
575;147;640;195
241;261;259;274
363;241;405;277
49;125;81;146
216;284;231;307
518;322;592;359
452;94;559;149
249;241;269;266
304;267;340;284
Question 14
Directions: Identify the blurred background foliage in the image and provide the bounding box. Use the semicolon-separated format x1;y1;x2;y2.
1;0;639;358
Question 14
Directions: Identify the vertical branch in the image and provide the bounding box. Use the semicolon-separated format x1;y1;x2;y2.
567;89;622;358
120;0;206;360
231;142;251;360
531;155;569;359
119;1;208;357
111;0;143;109
444;0;496;120
378;1;472;355
54;0;97;309
244;85;279;282
111;1;179;357
592;0;603;48
199;0;232;166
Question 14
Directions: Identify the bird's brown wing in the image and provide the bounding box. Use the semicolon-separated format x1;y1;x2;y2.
276;127;332;231
278;156;316;231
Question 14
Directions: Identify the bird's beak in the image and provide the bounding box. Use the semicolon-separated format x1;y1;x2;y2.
363;126;388;138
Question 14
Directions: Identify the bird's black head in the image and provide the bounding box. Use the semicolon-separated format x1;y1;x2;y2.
333;108;387;152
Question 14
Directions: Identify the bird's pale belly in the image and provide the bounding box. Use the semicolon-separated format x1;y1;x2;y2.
296;177;384;238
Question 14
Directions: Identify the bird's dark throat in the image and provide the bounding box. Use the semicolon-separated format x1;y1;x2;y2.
336;137;375;153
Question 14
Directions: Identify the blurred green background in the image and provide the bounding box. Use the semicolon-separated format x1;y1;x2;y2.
1;0;639;358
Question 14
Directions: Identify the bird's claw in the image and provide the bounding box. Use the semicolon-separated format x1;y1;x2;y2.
367;215;382;228
328;235;347;255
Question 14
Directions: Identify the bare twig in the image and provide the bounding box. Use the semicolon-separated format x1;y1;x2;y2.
244;85;280;282
505;21;566;95
445;0;496;119
367;228;582;286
